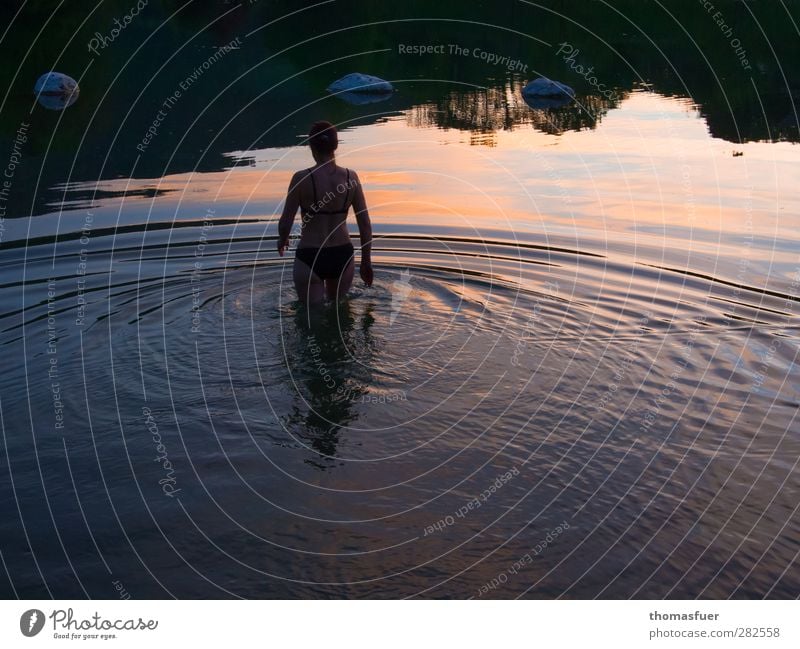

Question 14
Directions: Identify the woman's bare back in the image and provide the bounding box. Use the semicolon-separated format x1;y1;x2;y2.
297;164;356;248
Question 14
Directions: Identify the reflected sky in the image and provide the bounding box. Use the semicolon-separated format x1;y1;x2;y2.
20;90;794;297
2;0;799;219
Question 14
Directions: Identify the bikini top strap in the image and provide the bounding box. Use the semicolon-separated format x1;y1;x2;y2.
344;168;353;210
307;168;317;204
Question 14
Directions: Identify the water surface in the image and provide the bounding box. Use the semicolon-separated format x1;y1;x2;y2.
0;0;798;599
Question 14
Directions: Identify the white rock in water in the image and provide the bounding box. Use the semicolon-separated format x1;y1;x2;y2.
35;71;79;96
327;73;394;94
34;71;79;110
522;77;574;98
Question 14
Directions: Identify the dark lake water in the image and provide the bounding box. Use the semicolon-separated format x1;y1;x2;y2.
0;0;799;598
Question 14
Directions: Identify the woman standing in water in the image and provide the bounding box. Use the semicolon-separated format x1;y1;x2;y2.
277;121;373;305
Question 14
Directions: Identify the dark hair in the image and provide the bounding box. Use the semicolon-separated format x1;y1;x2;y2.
308;120;338;154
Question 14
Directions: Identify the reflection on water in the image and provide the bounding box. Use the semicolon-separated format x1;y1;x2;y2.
285;301;377;469
1;0;799;600
2;0;799;216
407;81;620;140
335;91;396;106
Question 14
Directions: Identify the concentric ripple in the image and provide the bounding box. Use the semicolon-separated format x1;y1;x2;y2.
1;220;797;598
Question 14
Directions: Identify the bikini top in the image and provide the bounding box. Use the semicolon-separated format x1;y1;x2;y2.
301;167;354;216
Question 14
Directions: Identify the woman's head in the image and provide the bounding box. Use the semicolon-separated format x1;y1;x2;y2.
308;120;338;156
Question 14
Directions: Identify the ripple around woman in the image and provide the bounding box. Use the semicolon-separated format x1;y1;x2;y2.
277;121;374;306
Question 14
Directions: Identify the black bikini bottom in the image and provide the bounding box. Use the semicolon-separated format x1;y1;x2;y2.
295;243;354;280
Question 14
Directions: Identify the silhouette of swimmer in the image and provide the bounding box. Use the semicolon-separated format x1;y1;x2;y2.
278;121;374;307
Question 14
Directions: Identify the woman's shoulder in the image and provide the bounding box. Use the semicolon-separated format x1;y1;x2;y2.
343;167;360;182
290;167;314;185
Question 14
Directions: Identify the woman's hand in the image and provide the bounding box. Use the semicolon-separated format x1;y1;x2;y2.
277;236;290;257
360;260;374;287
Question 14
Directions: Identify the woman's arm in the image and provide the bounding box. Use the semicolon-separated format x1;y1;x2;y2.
351;172;373;286
277;172;302;256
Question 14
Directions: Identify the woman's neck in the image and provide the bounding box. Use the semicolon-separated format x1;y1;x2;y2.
314;154;335;168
